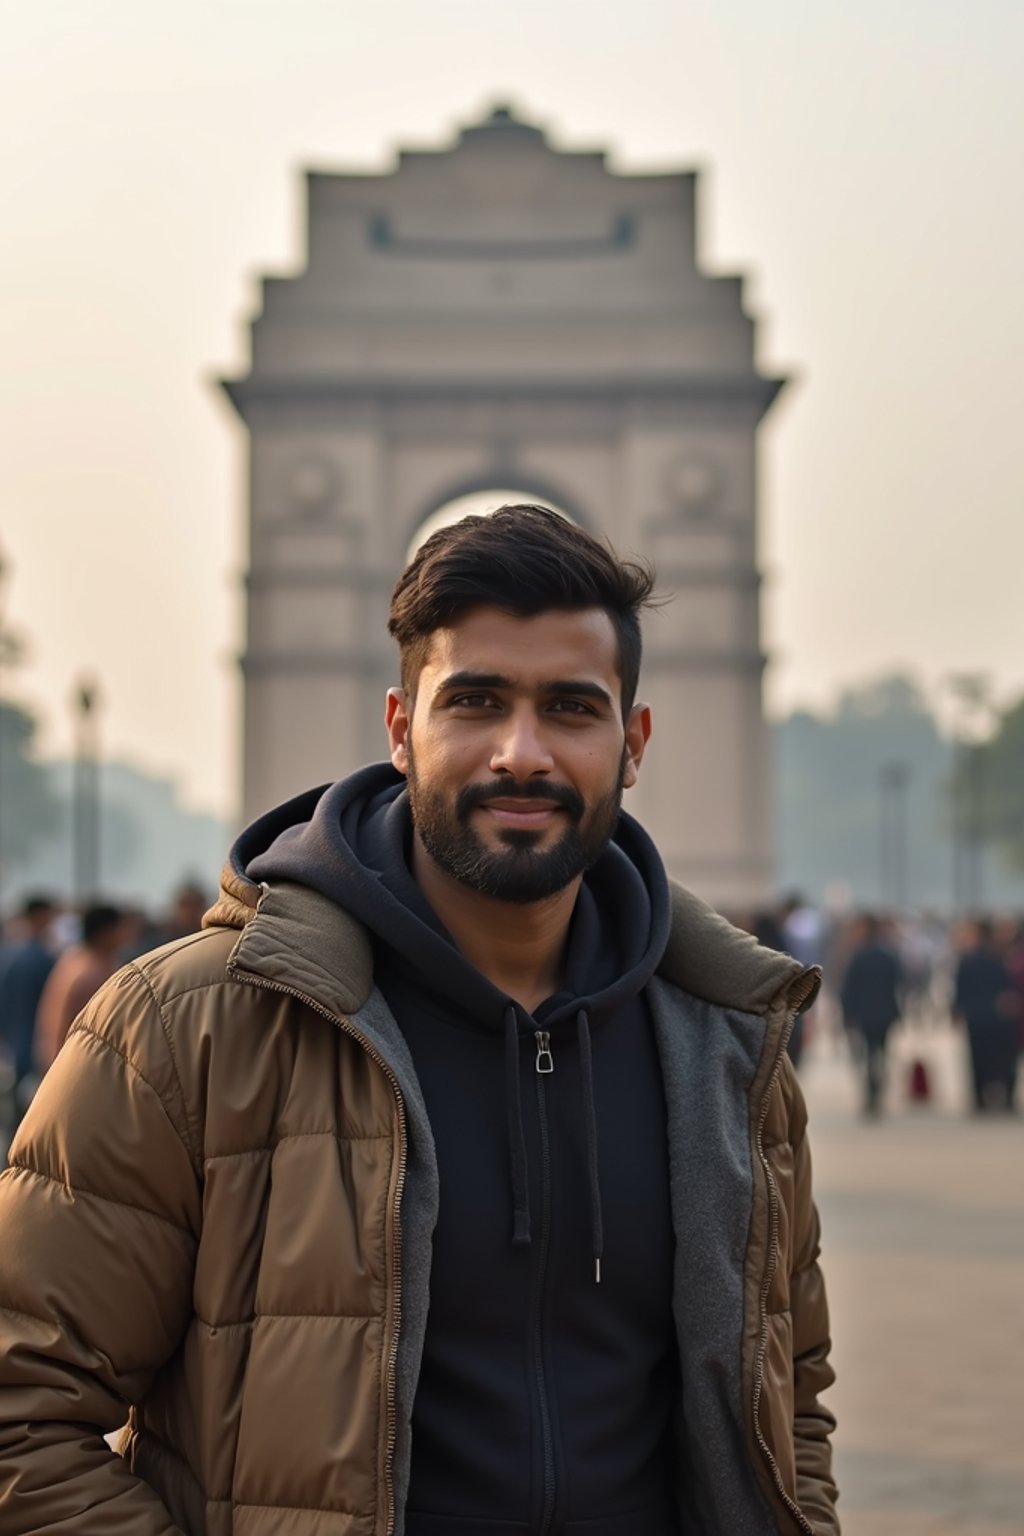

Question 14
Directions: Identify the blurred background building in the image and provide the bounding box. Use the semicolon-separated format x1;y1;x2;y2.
3;89;1023;919
223;105;783;908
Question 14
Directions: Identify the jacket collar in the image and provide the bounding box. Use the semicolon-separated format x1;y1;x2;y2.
210;859;820;1025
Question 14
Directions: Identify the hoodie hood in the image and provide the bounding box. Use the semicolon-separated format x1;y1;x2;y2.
239;761;673;1032
218;780;819;1030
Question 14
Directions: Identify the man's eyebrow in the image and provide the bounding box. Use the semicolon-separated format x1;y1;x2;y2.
435;671;514;694
539;679;615;708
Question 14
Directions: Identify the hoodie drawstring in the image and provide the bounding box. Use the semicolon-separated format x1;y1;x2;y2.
505;1005;531;1246
504;1004;604;1283
576;1009;604;1284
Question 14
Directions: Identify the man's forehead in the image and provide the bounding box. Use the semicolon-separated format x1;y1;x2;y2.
419;606;621;681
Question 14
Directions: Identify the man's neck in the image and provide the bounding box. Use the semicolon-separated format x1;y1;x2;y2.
410;837;579;1015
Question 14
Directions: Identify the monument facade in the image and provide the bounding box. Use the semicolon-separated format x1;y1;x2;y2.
222;106;785;907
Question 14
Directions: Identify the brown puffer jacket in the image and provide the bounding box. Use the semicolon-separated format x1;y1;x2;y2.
0;869;838;1536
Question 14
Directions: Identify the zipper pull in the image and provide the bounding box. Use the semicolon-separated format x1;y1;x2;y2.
534;1030;554;1074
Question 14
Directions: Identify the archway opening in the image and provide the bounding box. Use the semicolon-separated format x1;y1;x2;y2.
406;488;574;563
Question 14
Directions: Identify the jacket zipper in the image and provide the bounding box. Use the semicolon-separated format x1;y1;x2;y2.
751;996;817;1536
532;1029;557;1535
226;960;408;1536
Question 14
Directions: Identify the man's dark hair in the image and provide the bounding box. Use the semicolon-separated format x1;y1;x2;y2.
81;904;123;946
21;895;56;920
388;504;656;713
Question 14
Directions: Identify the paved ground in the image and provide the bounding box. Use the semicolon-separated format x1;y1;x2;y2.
800;1003;1024;1534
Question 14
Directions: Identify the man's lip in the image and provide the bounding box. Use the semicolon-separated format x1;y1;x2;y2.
477;799;565;826
480;798;563;813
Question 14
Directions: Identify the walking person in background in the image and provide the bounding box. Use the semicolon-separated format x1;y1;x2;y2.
1005;918;1024;1110
954;918;1017;1113
0;895;57;1135
839;913;903;1117
34;902;125;1072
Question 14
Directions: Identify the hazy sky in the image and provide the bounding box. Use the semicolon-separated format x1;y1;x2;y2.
2;0;1022;820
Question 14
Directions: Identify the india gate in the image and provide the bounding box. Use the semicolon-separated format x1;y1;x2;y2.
222;106;785;908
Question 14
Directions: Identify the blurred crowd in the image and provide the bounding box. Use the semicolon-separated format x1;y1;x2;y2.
733;896;1023;1118
0;883;208;1141
2;885;1022;1146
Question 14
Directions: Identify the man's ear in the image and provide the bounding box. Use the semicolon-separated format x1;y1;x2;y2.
385;688;411;776
622;702;652;790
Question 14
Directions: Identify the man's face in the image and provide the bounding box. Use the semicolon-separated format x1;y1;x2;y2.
385;606;651;904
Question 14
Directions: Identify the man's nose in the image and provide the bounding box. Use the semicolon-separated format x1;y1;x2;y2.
489;708;554;778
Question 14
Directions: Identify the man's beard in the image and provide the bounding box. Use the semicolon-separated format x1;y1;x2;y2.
406;751;626;905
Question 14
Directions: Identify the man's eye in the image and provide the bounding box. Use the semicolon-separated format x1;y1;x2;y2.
450;693;497;709
549;699;593;715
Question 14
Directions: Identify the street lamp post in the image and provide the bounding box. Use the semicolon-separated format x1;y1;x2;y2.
946;673;994;917
71;677;101;904
879;760;910;910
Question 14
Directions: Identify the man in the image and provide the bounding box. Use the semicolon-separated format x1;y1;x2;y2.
953;918;1017;1112
0;506;838;1535
0;894;56;1133
34;901;126;1071
838;914;903;1117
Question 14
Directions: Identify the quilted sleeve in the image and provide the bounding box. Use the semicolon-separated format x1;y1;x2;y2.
0;965;201;1534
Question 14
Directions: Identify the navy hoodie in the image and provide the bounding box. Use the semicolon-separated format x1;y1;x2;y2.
239;764;679;1536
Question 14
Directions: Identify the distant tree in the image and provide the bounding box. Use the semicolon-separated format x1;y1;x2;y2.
0;561;59;879
776;673;951;905
951;696;1024;872
835;674;934;722
0;699;62;870
5;757;224;910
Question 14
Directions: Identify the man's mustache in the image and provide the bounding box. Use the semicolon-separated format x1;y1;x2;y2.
456;780;585;822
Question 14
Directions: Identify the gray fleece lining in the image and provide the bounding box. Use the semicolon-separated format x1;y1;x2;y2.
647;976;783;1535
349;990;439;1536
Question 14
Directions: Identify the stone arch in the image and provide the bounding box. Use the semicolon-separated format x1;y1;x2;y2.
404;473;588;561
225;105;785;904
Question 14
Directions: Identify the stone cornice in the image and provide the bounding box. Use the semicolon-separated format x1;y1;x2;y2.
221;373;786;423
240;645;768;676
243;564;762;592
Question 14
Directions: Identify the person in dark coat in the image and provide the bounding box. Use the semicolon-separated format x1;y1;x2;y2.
0;896;57;1135
954;919;1017;1112
839;913;903;1116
